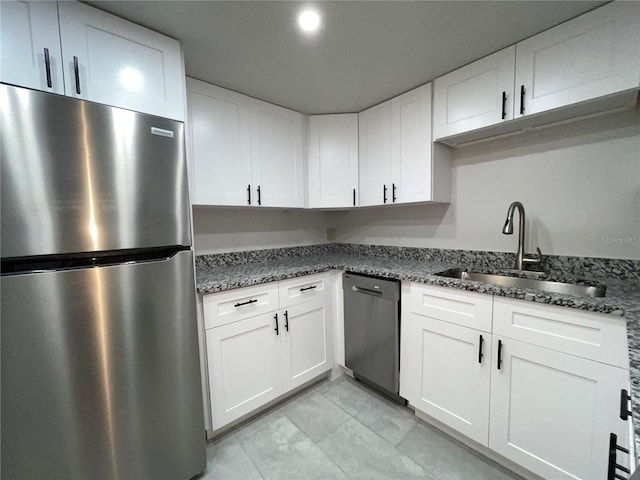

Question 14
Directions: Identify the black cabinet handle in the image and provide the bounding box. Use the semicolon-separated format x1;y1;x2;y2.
392;183;397;202
519;85;525;115
497;339;503;370
274;313;279;335
478;335;484;364
383;185;387;204
608;433;631;480
620;389;632;421
257;185;261;205
247;184;251;205
284;310;289;332
353;188;356;206
501;91;507;119
44;48;52;88
234;299;257;308
73;56;81;94
300;285;317;292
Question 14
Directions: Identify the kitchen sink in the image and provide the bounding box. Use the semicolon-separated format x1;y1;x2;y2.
435;268;606;298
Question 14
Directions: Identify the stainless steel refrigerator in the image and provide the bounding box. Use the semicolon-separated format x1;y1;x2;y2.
0;84;206;479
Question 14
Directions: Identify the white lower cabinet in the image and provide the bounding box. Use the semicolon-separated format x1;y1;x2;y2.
206;312;282;431
489;336;630;480
203;274;333;431
401;313;491;445
281;296;332;392
401;282;631;480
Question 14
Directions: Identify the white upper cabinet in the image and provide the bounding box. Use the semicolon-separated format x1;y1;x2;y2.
0;1;186;120
433;2;640;146
0;1;64;94
360;83;450;207
308;114;359;208
57;1;186;121
250;100;305;208
187;79;252;206
358;101;392;207
391;83;441;203
187;79;305;208
515;1;640;118
433;47;515;140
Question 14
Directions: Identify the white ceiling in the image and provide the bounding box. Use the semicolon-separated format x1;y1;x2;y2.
86;1;607;114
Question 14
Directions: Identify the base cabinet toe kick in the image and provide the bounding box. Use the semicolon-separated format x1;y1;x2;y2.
400;281;633;480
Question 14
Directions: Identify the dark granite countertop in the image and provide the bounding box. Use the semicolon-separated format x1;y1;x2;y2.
195;244;640;463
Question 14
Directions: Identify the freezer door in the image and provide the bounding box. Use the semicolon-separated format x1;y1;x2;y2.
0;83;191;259
1;250;206;480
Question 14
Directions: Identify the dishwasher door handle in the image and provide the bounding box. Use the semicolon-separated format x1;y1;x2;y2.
352;285;383;297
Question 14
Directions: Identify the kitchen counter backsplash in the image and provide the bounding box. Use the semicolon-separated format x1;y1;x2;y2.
195;243;640;281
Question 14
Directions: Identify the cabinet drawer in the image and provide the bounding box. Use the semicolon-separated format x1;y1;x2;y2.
278;273;331;308
203;282;279;330
493;297;628;368
408;283;493;333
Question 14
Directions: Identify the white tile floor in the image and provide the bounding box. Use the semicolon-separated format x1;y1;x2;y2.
199;375;524;480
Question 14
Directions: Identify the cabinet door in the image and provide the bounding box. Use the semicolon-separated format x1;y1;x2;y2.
400;313;491;445
0;1;64;94
390;84;432;204
281;297;332;392
433;46;515;140
187;79;253;206
250;100;304;208
358;101;391;207
57;1;185;120
206;313;282;431
308;114;359;208
515;2;640;118
489;337;630;480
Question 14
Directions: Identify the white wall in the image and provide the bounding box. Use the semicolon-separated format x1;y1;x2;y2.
332;109;640;260
193;207;332;254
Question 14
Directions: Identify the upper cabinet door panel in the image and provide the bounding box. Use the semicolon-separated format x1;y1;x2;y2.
187;79;252;206
390;83;432;203
358;101;391;207
433;46;515;140
250;100;304;208
515;2;640;118
0;1;64;94
308;114;359;208
58;1;185;121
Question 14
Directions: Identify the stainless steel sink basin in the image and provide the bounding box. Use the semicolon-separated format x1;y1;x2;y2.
435;268;606;298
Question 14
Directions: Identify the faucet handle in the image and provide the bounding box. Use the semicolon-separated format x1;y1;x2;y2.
523;247;543;265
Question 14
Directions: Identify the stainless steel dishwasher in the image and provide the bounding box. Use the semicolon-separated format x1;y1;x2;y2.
343;273;404;403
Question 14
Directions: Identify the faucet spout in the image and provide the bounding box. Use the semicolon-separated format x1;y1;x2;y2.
502;201;527;270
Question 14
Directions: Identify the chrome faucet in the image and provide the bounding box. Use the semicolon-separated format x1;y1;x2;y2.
502;201;543;270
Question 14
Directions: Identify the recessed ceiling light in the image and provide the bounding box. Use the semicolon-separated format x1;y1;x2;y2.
298;10;321;32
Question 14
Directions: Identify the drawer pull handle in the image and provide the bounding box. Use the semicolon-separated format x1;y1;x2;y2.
501;91;507;119
234;299;258;308
478;335;484;364
392;183;397;202
257;185;261;205
284;310;289;332
353;188;356;206
497;339;503;370
300;285;317;292
608;433;630;480
44;48;52;88
383;184;388;204
247;184;251;205
274;313;279;335
519;85;525;115
620;389;632;421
